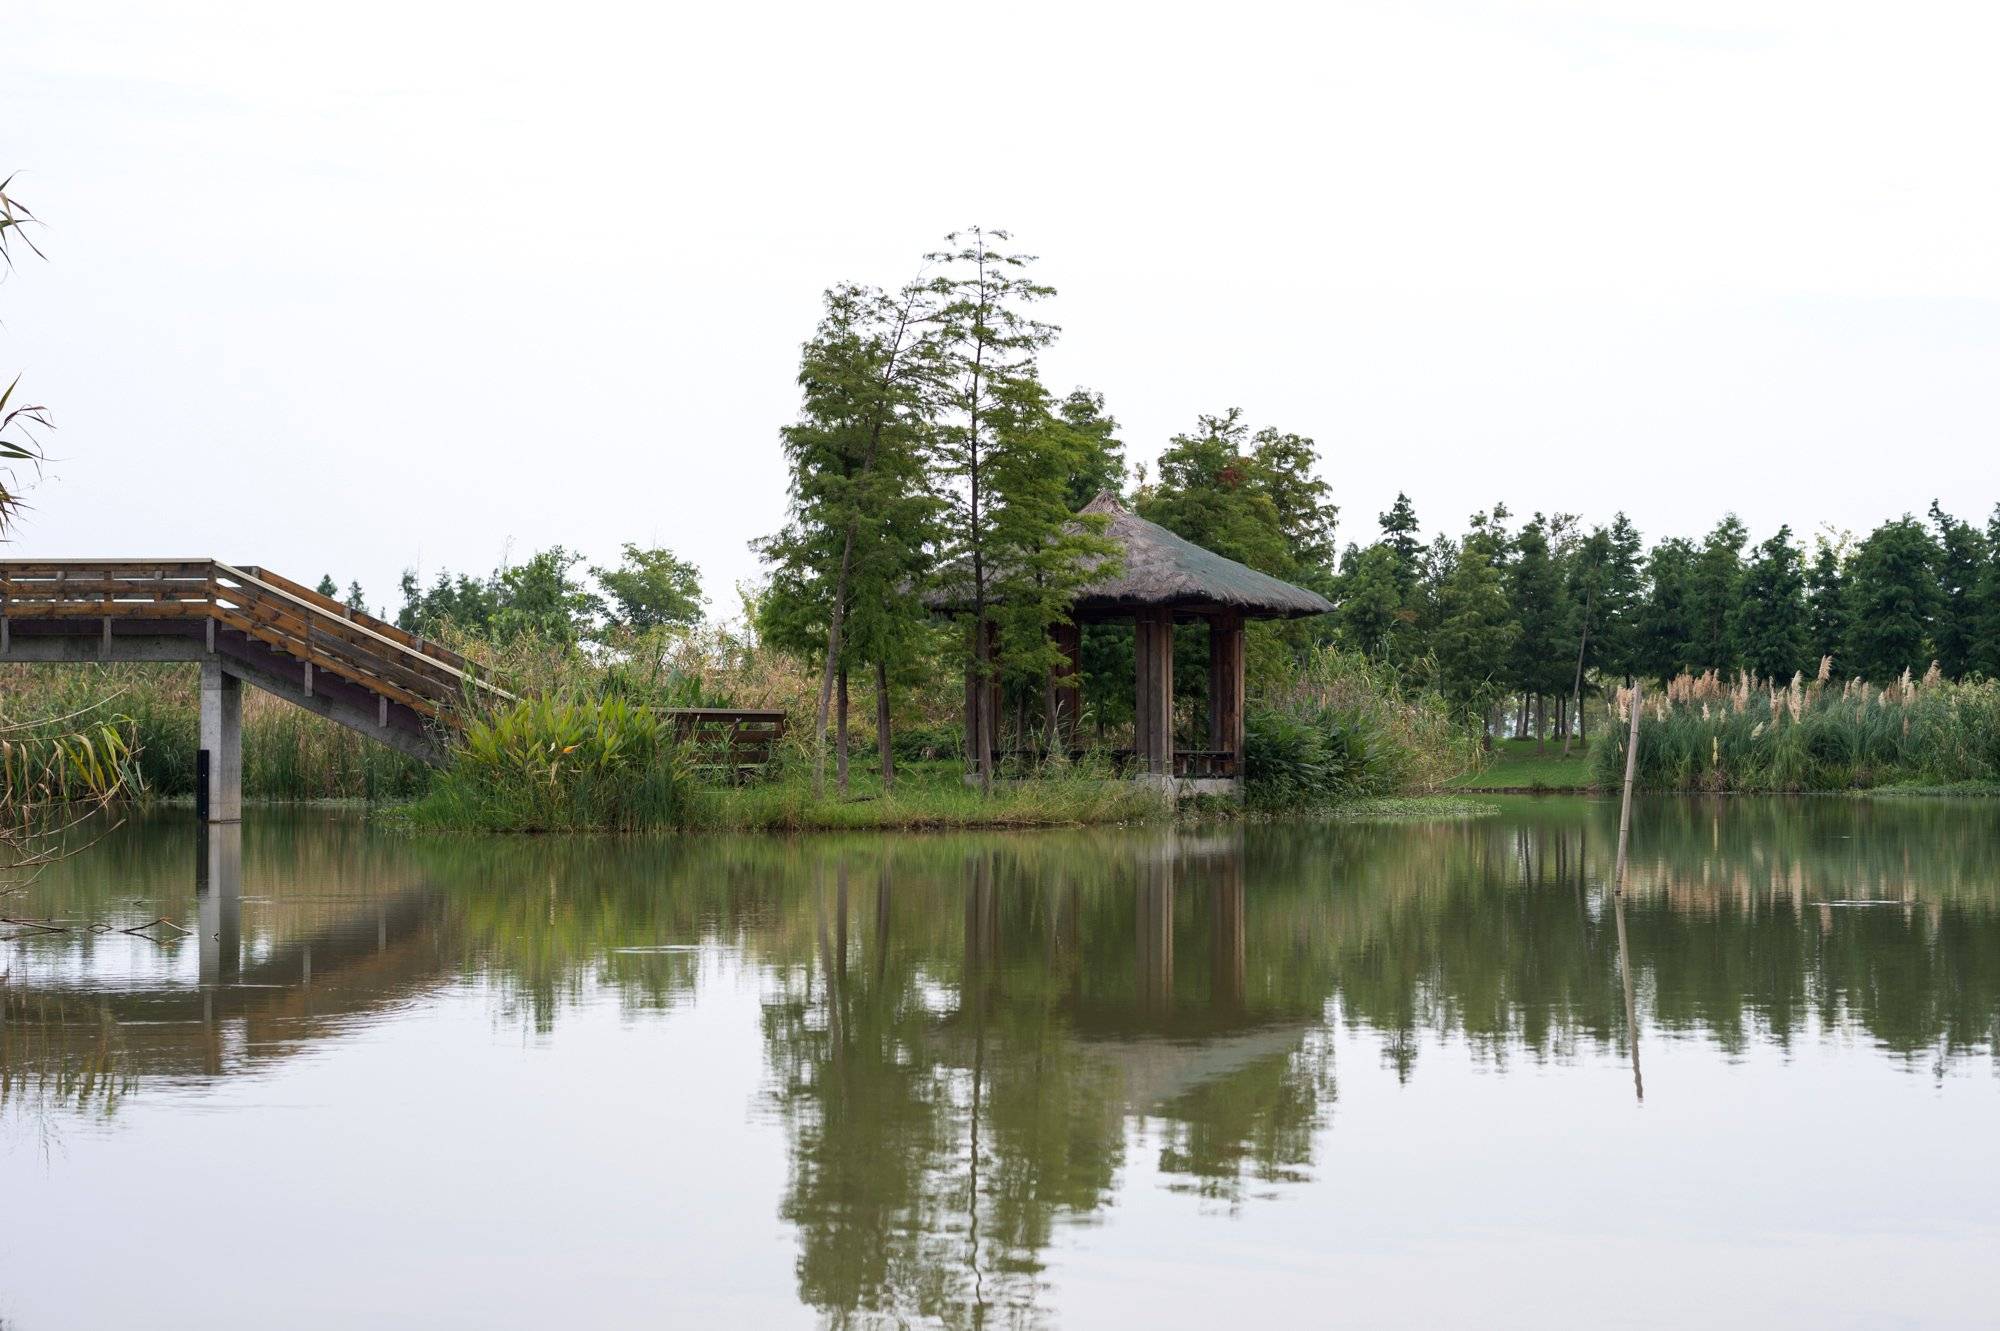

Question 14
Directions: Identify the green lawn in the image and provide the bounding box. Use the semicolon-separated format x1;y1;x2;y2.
1449;737;1597;791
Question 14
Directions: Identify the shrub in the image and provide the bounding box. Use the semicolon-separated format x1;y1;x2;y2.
405;694;691;832
1243;647;1482;809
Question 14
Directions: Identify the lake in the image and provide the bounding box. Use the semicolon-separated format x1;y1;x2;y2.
3;796;1997;1329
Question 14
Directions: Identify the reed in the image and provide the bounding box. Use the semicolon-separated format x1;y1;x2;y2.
1596;668;2000;792
1243;646;1483;809
0;664;431;803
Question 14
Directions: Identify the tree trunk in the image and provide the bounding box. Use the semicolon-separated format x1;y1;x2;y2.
1536;691;1547;755
875;660;895;792
835;666;850;794
813;536;853;799
1044;667;1060;760
973;615;994;795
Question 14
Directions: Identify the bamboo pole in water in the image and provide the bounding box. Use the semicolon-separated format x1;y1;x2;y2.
1613;681;1643;896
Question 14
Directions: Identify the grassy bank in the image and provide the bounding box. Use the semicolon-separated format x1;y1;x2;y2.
1596;669;2000;793
1450;738;1596;792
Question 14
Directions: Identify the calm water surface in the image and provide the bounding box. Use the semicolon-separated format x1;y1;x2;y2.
3;797;1997;1329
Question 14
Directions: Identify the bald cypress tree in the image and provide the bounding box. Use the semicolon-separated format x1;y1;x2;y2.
1734;526;1809;681
928;228;1067;793
760;280;938;794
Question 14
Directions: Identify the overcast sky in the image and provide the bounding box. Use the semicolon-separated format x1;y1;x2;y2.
4;1;1996;616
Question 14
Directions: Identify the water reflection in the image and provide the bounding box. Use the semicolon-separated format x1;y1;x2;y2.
4;797;2000;1323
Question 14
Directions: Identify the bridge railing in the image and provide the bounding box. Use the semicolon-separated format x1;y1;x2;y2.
0;559;512;723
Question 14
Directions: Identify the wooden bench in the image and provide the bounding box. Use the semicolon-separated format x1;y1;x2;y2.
663;708;788;782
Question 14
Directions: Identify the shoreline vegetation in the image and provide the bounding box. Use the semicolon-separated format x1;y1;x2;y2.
9;216;2000;833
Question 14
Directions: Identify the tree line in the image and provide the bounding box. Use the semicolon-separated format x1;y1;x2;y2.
1334;498;2000;746
326;228;1999;778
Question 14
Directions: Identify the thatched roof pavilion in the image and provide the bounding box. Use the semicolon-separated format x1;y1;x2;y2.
1060;493;1335;621
936;492;1334;792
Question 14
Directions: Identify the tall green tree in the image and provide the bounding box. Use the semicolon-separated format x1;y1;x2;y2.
1506;515;1573;751
1733;526;1809;681
1136;410;1290;574
985;383;1118;748
1053;389;1126;509
1844;516;1941;681
760;280;937;792
1432;513;1517;732
1685;515;1748;672
928;228;1063;793
1249;426;1338;589
1633;537;1697;681
1928;501;1985;679
1805;530;1849;670
592;544;705;633
1973;506;2000;678
1592;513;1646;684
1335;543;1403;658
1377;493;1422;597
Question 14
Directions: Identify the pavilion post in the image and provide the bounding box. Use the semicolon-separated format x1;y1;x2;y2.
1207;611;1245;773
1049;620;1083;751
1134;610;1174;778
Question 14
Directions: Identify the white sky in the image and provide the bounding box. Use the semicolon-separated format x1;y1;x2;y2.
4;1;1997;615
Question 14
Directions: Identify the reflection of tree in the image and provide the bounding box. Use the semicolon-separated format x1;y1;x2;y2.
11;796;2000;1317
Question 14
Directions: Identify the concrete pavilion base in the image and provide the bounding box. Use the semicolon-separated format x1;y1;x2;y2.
963;772;1243;803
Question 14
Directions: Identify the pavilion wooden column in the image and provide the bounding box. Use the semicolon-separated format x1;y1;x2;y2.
1207;611;1245;773
1134;610;1175;777
1050;619;1083;748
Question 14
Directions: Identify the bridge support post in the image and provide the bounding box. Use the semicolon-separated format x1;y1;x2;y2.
200;659;242;823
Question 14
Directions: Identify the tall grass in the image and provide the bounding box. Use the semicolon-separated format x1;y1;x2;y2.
403;694;692;832
1596;665;2000;793
1243;647;1484;810
0;664;431;803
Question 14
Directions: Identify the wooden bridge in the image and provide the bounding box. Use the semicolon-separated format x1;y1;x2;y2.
0;559;505;819
0;559;791;822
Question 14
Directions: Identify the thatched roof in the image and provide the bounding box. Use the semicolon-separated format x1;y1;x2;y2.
928;492;1334;621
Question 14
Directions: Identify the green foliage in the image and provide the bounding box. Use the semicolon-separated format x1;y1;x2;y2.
1136;409;1293;579
1053;389;1127;509
407;695;692;832
1506;516;1571;699
1334;542;1403;658
1928;501;1984;679
1633;536;1696;680
1806;531;1849;667
1243;647;1480;809
1686;514;1747;672
591;543;706;633
1843;515;1942;682
1429;514;1518;724
1733;525;1809;681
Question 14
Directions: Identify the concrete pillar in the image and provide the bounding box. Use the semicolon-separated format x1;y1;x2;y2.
200;659;242;822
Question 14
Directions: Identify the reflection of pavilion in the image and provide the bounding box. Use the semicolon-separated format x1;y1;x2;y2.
956;828;1318;1102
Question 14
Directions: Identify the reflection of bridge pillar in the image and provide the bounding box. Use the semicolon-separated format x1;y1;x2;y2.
197;821;242;987
1137;854;1174;1013
199;659;242;822
1210;855;1245;1013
